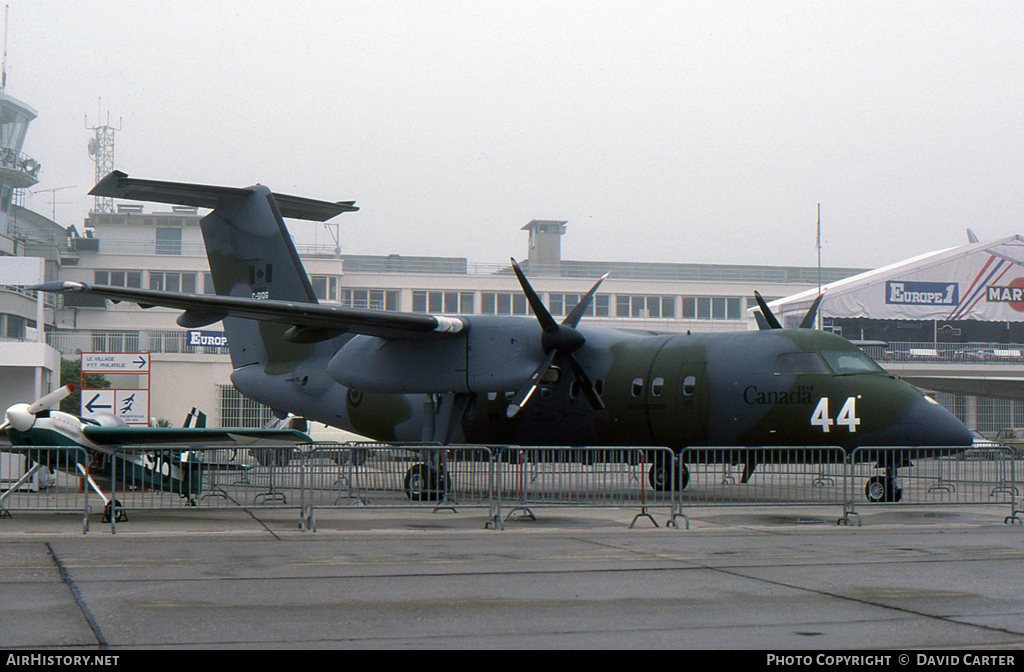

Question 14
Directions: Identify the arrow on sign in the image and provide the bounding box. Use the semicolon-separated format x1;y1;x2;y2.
84;394;112;414
134;356;147;368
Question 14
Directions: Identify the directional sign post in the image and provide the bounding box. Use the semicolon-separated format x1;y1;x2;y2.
83;390;114;415
80;352;151;425
81;352;150;373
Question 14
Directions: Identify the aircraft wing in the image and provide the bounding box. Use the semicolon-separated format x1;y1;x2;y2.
32;282;465;341
80;426;314;447
902;376;1024;402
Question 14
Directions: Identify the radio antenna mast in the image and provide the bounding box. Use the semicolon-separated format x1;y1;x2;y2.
86;100;122;213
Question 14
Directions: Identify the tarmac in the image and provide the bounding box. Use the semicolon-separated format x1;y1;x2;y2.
2;502;1024;650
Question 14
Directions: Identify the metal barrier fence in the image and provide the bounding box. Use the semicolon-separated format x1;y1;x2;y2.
675;447;854;527
490;447;677;529
298;443;498;531
0;447;92;533
847;446;1022;525
2;443;1021;533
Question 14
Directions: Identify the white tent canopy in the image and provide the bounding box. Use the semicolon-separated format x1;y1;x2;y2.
763;234;1024;328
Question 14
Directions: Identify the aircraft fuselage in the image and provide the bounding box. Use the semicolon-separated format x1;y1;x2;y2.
231;322;971;453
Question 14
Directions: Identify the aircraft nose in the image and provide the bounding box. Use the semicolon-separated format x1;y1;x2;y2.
898;396;973;447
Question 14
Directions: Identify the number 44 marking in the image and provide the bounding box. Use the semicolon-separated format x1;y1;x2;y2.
811;396;861;433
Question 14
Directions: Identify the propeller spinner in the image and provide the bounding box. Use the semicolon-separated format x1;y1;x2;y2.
507;260;608;418
1;384;76;432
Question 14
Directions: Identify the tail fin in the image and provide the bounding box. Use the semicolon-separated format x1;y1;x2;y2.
90;172;357;370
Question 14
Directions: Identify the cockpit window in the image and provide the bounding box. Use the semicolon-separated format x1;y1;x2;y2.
772;352;829;375
820;350;884;374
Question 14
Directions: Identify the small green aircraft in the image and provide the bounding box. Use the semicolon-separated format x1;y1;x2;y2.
31;171;973;504
1;385;312;520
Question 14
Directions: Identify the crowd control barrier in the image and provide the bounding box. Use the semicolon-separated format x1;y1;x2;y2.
2;442;1021;533
0;447;93;533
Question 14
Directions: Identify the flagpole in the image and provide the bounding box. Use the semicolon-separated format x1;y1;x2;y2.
816;203;821;330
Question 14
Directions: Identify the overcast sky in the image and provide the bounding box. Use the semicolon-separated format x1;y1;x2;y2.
8;1;1024;270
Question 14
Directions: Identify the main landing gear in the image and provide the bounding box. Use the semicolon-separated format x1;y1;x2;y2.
865;468;903;503
404;463;451;502
648;457;690;492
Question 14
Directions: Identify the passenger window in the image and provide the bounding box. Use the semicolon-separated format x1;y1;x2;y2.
651;377;664;397
569;381;580;398
631;378;644;397
773;352;829;375
683;375;696;396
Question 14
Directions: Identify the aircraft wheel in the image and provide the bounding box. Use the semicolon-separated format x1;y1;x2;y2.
404;463;449;501
102;499;127;523
251;447;294;467
864;475;903;503
648;459;689;492
332;448;369;466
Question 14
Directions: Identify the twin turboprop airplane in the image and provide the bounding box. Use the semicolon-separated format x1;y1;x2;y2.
31;171;973;503
1;384;313;519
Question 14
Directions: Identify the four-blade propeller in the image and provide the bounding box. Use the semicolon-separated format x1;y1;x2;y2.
754;291;824;331
507;259;608;418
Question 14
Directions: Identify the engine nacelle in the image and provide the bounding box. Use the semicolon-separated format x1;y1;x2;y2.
326;316;543;394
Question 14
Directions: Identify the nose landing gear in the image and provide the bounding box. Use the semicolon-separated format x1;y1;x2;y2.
865;470;903;503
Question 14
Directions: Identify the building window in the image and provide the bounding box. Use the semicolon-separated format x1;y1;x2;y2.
712;297;726;320
412;291;474;314
548;293;608;318
341;289;398;311
155;227;182;255
616;295;675;319
5;314;24;339
150;272;194;293
219;385;275;428
480;292;529;315
95;270;142;288
310;275;340;302
697;297;711;320
682;296;743;320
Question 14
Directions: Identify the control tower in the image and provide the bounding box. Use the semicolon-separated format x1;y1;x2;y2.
0;91;39;237
521;219;567;276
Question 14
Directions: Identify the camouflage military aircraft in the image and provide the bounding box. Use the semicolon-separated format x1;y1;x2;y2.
31;171;973;503
1;384;312;520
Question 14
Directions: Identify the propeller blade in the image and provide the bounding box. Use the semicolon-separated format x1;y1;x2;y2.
563;272;610;329
26;384;75;414
510;258;558;332
753;310;771;331
753;292;782;330
567;354;605;411
798;293;825;329
506;350;557;418
0;420;9;432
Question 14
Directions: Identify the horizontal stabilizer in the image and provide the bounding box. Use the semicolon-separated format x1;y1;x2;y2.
90;171;358;222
